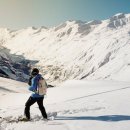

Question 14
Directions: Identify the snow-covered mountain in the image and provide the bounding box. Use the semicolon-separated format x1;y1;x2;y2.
1;13;130;85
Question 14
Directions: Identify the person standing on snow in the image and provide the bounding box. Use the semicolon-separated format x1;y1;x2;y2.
24;68;48;121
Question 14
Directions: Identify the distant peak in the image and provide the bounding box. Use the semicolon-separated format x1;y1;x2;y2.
114;13;125;17
26;26;37;30
110;13;125;21
63;20;101;27
65;20;86;25
86;20;102;25
25;26;48;30
40;26;48;29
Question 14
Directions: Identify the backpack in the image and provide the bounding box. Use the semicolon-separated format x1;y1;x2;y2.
37;77;48;95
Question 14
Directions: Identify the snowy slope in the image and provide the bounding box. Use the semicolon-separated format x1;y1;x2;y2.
0;77;27;95
0;13;130;84
0;77;130;130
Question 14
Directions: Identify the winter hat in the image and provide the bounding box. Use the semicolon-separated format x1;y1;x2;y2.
31;68;39;76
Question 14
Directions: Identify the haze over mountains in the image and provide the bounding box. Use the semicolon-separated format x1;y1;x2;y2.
0;13;130;85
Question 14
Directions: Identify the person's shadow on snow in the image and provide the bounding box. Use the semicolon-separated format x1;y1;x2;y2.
55;115;130;122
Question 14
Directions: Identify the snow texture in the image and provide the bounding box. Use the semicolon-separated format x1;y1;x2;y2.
0;13;130;85
0;77;130;130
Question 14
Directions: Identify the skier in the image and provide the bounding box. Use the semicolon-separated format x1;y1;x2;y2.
23;68;48;121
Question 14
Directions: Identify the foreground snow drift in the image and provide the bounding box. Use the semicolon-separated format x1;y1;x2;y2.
0;77;130;130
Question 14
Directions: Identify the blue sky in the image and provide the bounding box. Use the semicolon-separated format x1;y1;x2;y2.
0;0;130;29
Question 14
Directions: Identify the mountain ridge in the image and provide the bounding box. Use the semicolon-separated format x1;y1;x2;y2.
0;13;130;85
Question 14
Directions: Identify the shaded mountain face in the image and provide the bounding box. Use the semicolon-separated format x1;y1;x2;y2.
0;13;130;85
0;46;33;82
